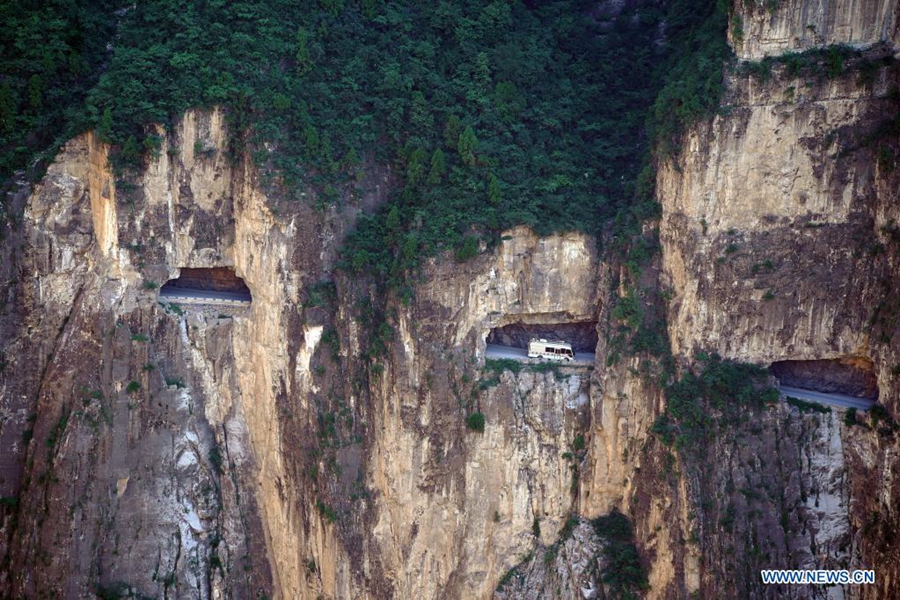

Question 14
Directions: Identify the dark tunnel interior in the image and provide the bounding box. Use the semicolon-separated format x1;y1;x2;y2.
486;321;598;353
770;358;878;399
161;267;252;298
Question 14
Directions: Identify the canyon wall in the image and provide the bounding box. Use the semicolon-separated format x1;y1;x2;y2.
0;108;661;598
731;0;900;60
653;12;900;599
0;2;899;598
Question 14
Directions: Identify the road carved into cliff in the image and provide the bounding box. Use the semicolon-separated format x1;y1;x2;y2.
485;343;595;365
779;385;875;411
159;287;252;306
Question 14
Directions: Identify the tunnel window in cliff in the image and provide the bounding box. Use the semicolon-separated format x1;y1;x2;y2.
770;359;878;399
486;321;598;362
159;267;252;305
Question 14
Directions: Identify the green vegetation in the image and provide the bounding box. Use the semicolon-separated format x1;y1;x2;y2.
125;380;141;394
652;352;779;452
484;358;523;376
592;510;649;598
165;377;186;388
315;500;338;523
96;582;134;600
465;411;485;432
208;444;224;474
130;333;149;342
646;0;732;159
303;279;337;308
785;396;830;414
0;1;123;186
869;404;898;435
843;407;858;427
572;434;586;452
737;44;885;83
3;1;735;295
751;259;775;274
45;409;69;450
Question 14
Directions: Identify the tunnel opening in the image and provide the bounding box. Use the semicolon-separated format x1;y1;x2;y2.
159;267;252;303
770;358;878;399
487;321;598;353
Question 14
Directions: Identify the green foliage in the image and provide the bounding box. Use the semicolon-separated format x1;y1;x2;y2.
0;0;123;183
487;172;502;206
130;333;149;342
426;148;446;185
484;358;523;375
456;125;478;166
465;411;485;432
295;27;314;75
454;236;479;262
652;353;778;452
208;444;224;473
785;396;830;414
1;1;734;311
304;279;337;308
125;380;140;394
572;434;586;452
647;0;732;159
165;377;186;388
315;500;338;523
738;44;871;83
844;407;858;427
592;510;649;597
96;582;133;600
46;410;70;450
869;405;898;433
321;327;340;360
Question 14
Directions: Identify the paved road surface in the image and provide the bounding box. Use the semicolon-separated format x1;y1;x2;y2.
485;343;595;365
159;287;251;304
780;385;875;411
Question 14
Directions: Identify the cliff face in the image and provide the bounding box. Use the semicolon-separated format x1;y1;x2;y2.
1;2;899;599
0;109;659;599
731;0;900;60
653;9;900;599
660;55;899;379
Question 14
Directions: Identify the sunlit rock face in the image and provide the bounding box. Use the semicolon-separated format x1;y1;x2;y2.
4;2;900;596
648;6;900;597
3;107;659;599
730;0;900;60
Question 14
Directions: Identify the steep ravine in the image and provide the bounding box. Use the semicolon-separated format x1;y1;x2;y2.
0;110;658;598
0;2;899;599
649;7;900;598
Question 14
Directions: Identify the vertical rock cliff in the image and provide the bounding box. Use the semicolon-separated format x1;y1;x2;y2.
647;1;900;597
0;1;898;599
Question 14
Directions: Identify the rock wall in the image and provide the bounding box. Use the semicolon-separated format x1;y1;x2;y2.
731;0;900;60
654;14;900;599
0;109;654;599
659;54;899;397
2;3;900;597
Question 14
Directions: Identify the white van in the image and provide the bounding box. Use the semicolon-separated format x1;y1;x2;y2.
528;338;574;361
